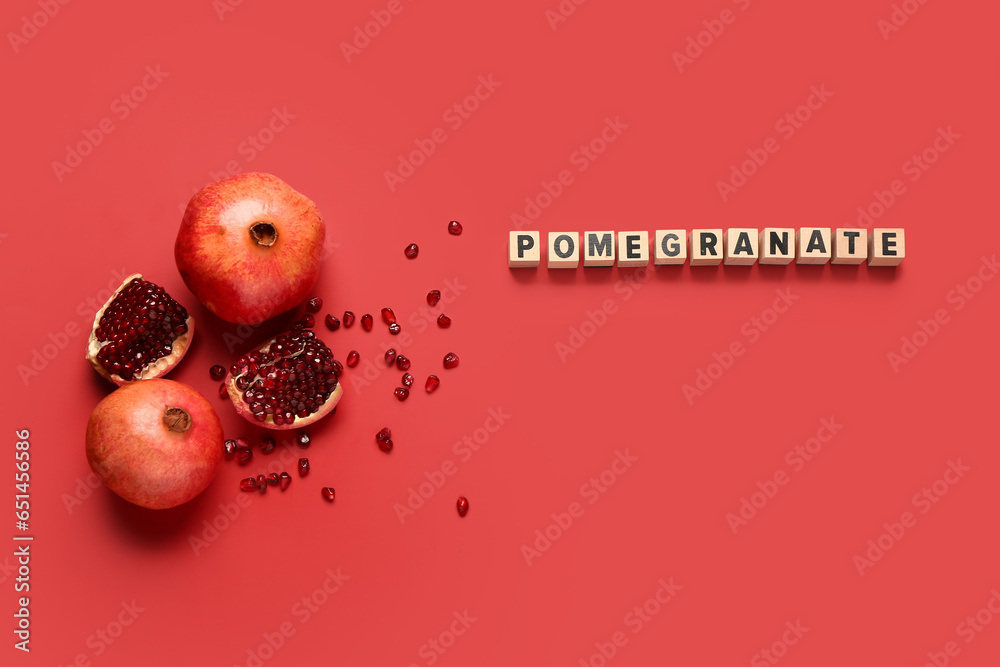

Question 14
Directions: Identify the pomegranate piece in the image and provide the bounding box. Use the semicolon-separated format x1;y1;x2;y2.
425;375;440;393
325;314;341;331
437;314;451;328
404;243;419;259
240;477;257;491
256;474;268;493
266;472;280;486
395;355;410;371
384;349;397;366
402;373;413;388
224;439;238;457
86;274;194;386
343;311;355;327
259;436;276;453
321;487;336;502
235;439;253;464
223;327;343;430
298;458;310;476
210;365;226;380
427;290;441;306
361;314;373;331
381;308;396;325
388;323;401;335
448;220;463;235
279;471;292;490
375;427;391;442
218;382;228;399
346;350;360;367
299;314;315;328
306;296;323;314
457;496;469;517
443;353;459;369
394;387;410;401
296;432;311;448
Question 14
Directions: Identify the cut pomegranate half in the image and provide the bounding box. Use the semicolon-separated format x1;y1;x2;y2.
85;273;194;386
223;326;343;430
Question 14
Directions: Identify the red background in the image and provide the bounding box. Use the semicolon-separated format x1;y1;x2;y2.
3;0;999;665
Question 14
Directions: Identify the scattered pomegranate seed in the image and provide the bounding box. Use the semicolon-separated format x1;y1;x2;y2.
402;373;413;388
266;472;280;486
210;365;226;380
331;360;344;375
297;432;311;448
347;350;360;367
457;496;469;517
396;355;411;371
298;458;310;476
394;387;410;401
425;375;440;393
306;296;323;313
427;290;441;306
437;314;452;328
361;314;373;331
235;442;253;464
381;308;396;325
448;220;463;235
404;243;419;259
443;353;459;369
322;487;336;502
218;382;228;399
376;427;392;442
343;311;355;327
379;438;393;453
300;314;315;328
240;477;257;491
259;436;276;453
224;439;237;457
279;471;292;490
385;348;397;366
388;323;401;335
325;314;341;331
256;474;268;493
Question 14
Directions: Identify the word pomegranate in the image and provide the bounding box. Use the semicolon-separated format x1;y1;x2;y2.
85;379;223;509
175;172;326;324
85;274;193;385
223;325;343;429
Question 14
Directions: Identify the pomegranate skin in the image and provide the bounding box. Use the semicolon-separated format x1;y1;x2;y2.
85;379;224;510
175;173;326;324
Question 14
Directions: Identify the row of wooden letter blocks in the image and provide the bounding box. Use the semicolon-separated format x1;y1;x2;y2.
508;229;905;268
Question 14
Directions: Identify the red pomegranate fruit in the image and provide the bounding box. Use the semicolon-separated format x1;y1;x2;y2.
174;173;326;324
85;379;223;510
222;325;343;430
85;274;194;386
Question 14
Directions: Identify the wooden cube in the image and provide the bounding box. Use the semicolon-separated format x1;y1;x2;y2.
616;231;649;267
759;228;794;265
547;232;580;269
869;228;905;266
796;227;831;264
583;231;616;267
724;228;759;265
508;231;540;268
832;228;867;265
690;229;723;266
654;230;687;265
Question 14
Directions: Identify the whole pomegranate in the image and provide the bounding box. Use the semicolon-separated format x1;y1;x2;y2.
86;379;223;509
174;173;325;324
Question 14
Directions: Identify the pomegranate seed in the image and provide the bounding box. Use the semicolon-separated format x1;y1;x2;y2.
379;439;393;453
376;427;391;442
210;365;226;380
299;314;315;328
279;471;292;490
236;443;252;464
361;314;373;331
388;323;401;335
346;350;360;367
321;487;336;502
448;220;463;235
306;296;323;313
218;382;228;399
457;496;469;517
259;436;276;453
404;243;419;259
343;311;355;327
384;348;397;366
394;387;410;401
325;314;341;331
298;458;310;476
381;308;396;325
256;474;268;493
224;439;237;457
266;472;280;486
331;359;344;375
443;353;459;369
402;372;413;387
437;314;452;328
240;477;257;491
297;432;311;448
396;355;410;371
425;375;440;393
427;290;441;306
